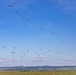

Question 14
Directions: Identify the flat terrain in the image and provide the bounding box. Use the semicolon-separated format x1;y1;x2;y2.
0;70;76;75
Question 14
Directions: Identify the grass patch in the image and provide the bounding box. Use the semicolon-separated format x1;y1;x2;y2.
0;70;76;75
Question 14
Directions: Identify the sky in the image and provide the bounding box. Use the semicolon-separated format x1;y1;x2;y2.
0;0;76;67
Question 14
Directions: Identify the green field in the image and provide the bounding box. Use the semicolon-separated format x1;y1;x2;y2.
0;71;76;75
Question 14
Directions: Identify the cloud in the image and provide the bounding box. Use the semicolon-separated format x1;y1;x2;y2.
35;56;49;60
54;0;76;13
0;58;21;64
13;0;33;9
55;58;76;64
24;56;49;65
62;59;76;63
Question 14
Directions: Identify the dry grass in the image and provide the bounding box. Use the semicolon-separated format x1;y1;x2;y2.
0;70;76;75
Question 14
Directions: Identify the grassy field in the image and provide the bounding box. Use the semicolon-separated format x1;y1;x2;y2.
0;70;76;75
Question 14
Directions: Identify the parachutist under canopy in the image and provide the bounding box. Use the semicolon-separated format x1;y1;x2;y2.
8;4;14;7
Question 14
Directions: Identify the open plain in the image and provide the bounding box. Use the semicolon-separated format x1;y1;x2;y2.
0;71;76;75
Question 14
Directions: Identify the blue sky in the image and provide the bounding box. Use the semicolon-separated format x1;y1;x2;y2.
0;0;76;67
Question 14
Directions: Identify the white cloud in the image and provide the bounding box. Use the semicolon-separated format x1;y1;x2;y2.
9;0;35;9
36;56;47;58
55;58;76;64
54;0;76;13
0;58;21;64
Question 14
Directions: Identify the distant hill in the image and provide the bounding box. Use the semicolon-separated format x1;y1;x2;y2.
0;66;76;71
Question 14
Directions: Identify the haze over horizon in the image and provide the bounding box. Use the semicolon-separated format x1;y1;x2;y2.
0;0;76;67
